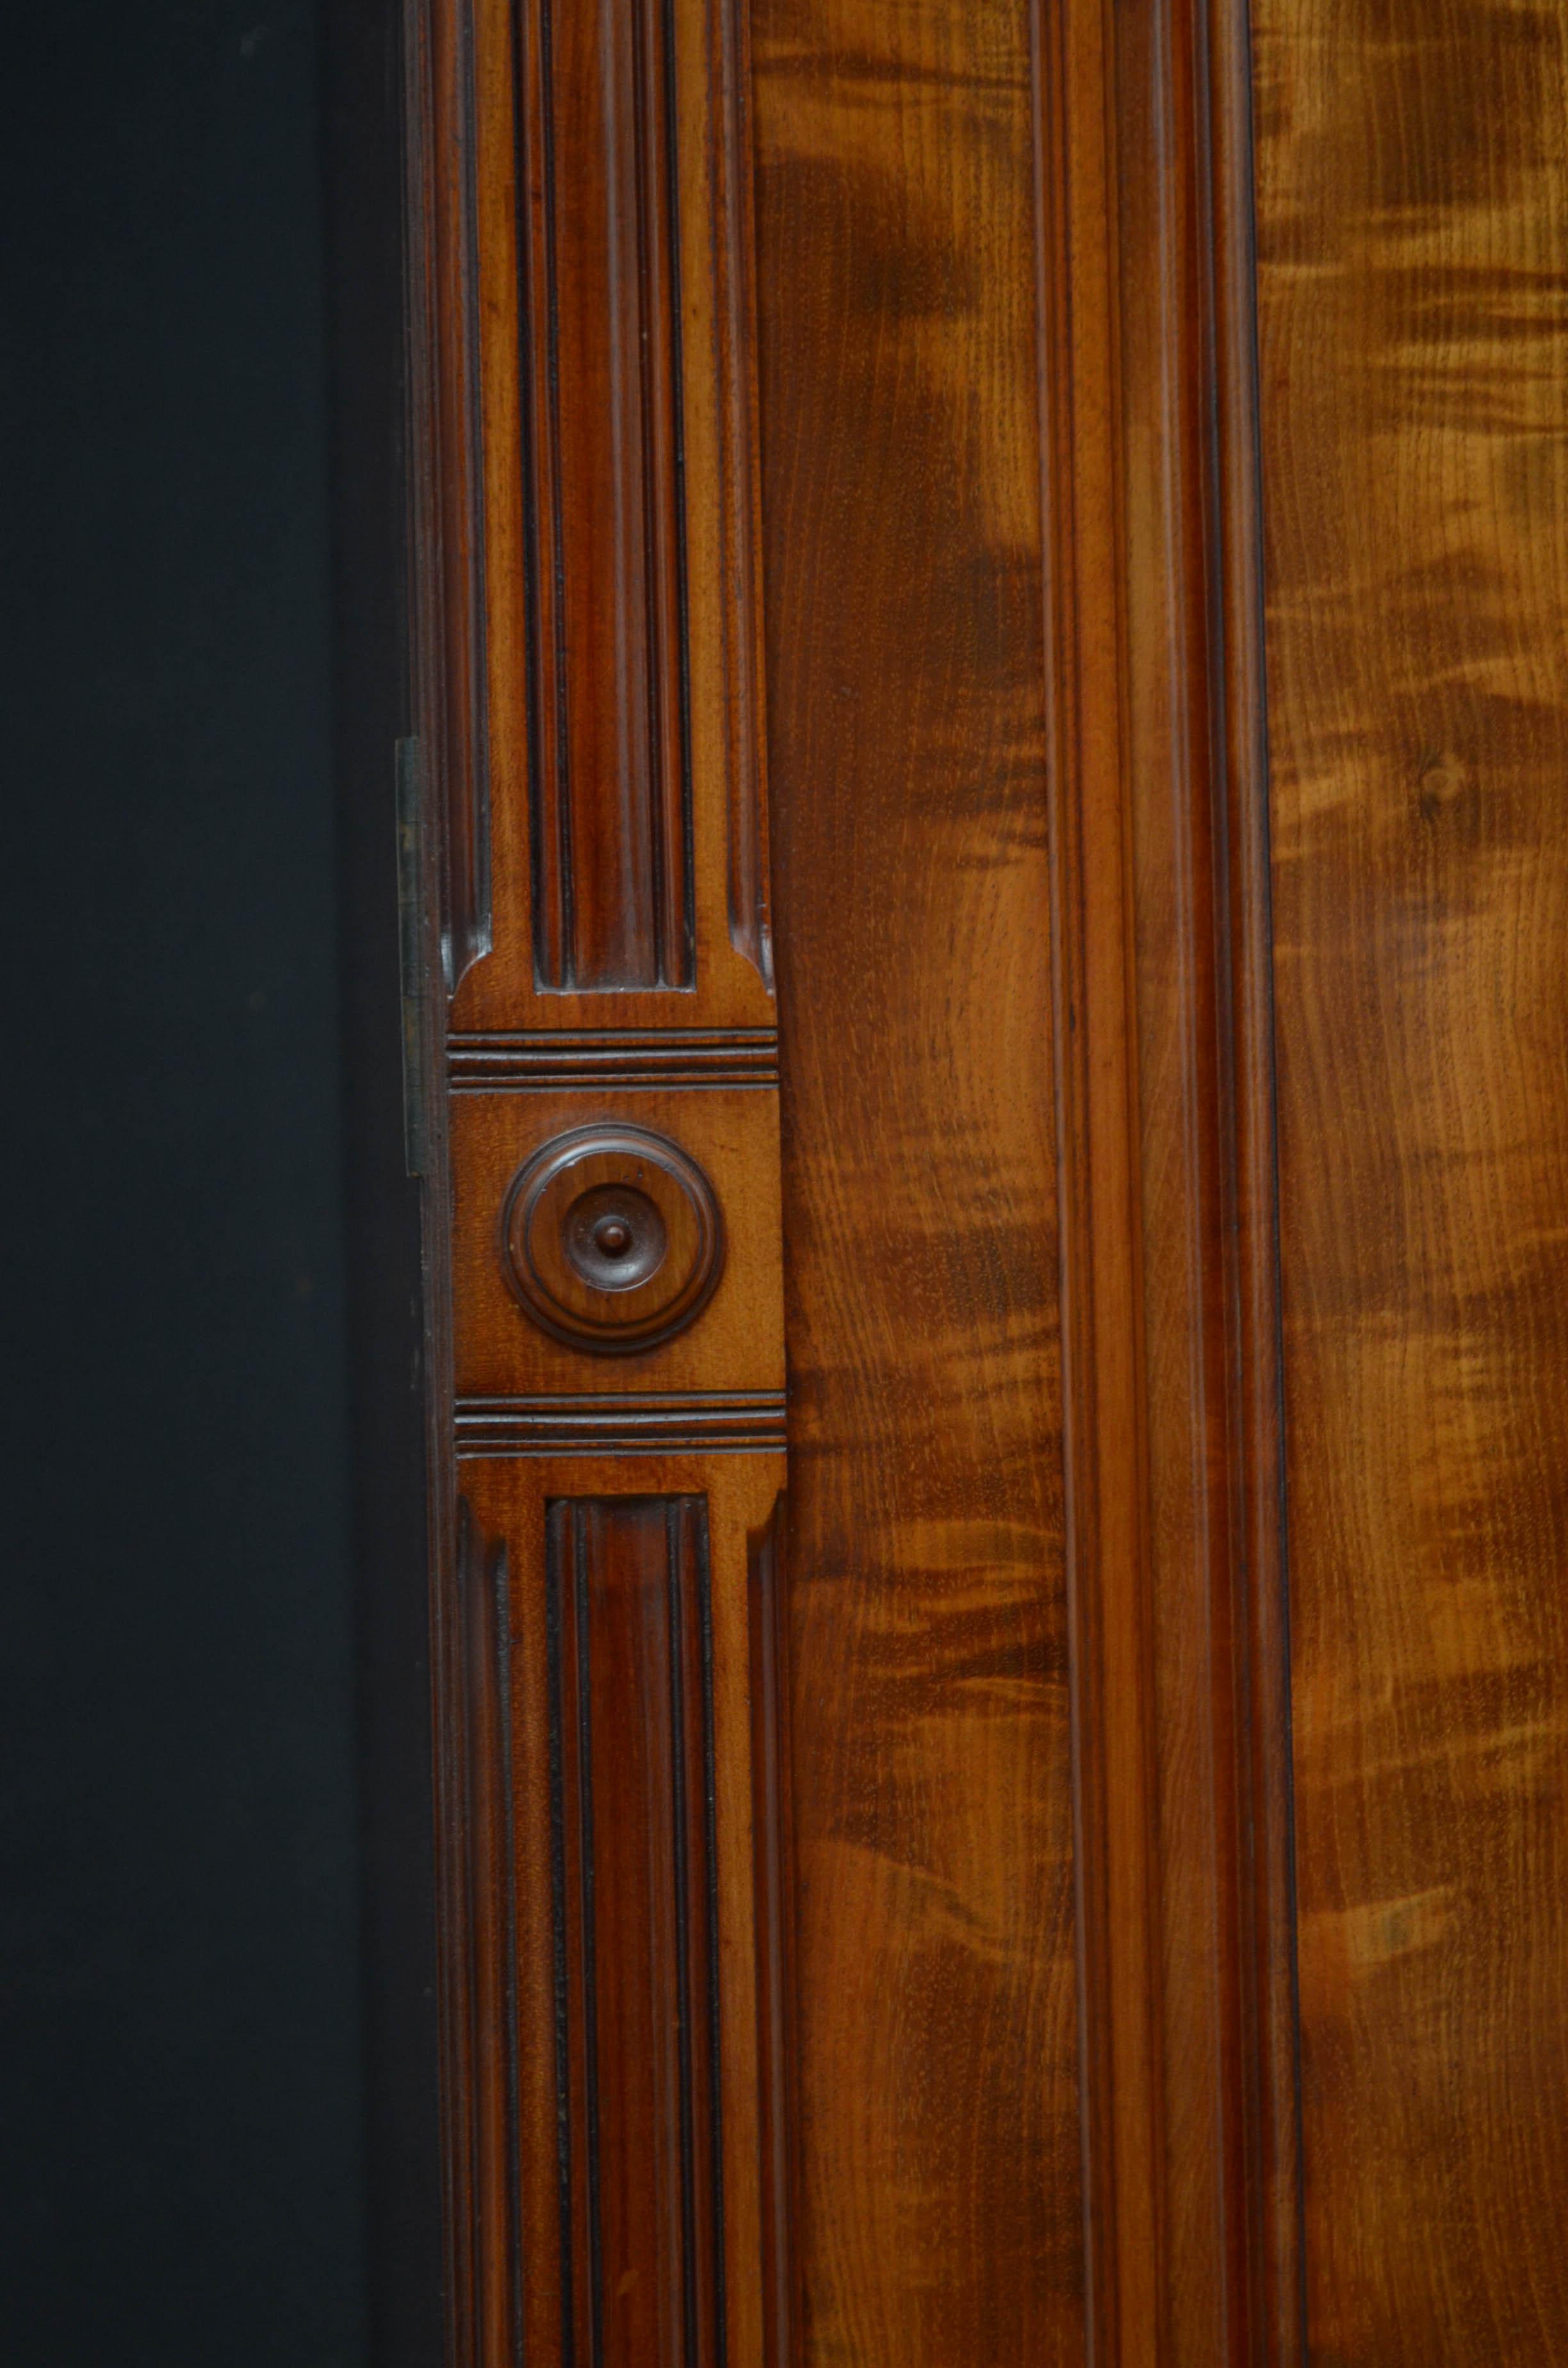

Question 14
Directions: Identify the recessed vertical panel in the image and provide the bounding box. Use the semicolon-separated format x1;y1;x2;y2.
447;0;776;1027
516;0;692;991
547;1495;724;2368
443;1461;788;2368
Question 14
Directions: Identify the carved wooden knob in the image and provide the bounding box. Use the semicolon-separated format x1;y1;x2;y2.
500;1122;724;1353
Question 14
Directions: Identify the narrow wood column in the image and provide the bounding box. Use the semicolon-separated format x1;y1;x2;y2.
406;6;792;2364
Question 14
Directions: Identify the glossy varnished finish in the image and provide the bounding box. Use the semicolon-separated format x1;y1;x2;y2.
547;1496;723;2368
409;4;792;2362
514;0;690;989
1254;0;1568;2355
1102;0;1304;2353
454;1458;786;2368
449;1086;782;1398
462;0;774;1028
751;6;1084;2357
396;0;1568;2355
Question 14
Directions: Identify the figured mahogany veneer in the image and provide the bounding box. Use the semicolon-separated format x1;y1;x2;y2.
404;0;1568;2358
1255;0;1568;2355
753;2;1302;2360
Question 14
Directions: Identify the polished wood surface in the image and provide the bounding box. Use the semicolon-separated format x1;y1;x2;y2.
1098;0;1305;2350
747;1499;800;2368
751;6;1084;2358
414;0;1299;2356
455;1458;787;2368
1254;0;1568;2355
460;0;774;1028
448;1085;784;1399
515;0;690;989
407;0;1568;2358
547;1495;723;2368
409;9;790;2364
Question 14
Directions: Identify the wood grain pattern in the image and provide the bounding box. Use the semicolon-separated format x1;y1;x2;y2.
751;5;1084;2357
1033;0;1166;2343
399;1;1368;2358
1253;0;1568;2355
414;12;793;2350
1097;0;1306;2355
1034;0;1310;2354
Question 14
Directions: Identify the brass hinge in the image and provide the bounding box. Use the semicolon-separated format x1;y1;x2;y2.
395;736;427;1178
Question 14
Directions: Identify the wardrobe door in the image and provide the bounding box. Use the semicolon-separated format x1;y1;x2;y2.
400;1;1568;2361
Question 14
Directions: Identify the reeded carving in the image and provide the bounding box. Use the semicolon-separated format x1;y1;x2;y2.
516;0;693;991
454;1390;787;1455
547;1495;725;2368
447;1026;778;1090
500;1121;724;1353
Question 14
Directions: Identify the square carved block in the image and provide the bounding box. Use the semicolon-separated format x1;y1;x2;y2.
450;1087;785;1399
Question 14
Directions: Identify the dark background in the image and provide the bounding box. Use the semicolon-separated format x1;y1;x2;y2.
1;2;437;2360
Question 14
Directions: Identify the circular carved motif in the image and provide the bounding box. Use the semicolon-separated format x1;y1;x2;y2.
561;1183;667;1293
500;1122;724;1354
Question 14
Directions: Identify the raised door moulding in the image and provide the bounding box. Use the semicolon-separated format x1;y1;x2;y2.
746;1495;798;2368
1033;0;1306;2355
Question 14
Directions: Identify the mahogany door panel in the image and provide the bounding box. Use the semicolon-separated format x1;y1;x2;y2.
400;0;1568;2360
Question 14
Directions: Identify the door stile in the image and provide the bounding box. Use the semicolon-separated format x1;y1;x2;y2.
405;4;794;2365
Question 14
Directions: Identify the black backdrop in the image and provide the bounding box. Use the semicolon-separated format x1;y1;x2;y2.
1;3;437;2360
